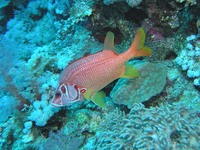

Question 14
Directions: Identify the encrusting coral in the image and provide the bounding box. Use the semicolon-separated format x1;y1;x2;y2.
110;61;167;108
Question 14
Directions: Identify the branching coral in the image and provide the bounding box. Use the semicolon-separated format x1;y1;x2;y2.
27;96;60;126
175;34;200;86
54;1;93;40
5;11;56;46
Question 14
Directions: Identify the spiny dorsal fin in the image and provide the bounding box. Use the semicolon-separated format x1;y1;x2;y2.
104;31;114;50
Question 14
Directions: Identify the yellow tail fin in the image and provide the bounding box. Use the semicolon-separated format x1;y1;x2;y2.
124;28;152;60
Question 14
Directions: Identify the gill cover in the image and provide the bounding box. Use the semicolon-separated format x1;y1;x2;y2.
51;84;86;107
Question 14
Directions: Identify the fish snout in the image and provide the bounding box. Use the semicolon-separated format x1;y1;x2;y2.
51;92;64;107
51;83;86;107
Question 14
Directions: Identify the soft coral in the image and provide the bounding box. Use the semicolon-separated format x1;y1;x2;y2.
0;35;30;109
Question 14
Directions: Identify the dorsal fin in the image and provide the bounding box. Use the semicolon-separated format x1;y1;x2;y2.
104;31;114;50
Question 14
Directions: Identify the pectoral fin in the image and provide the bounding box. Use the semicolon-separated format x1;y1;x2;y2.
121;63;139;78
92;91;106;108
83;90;92;100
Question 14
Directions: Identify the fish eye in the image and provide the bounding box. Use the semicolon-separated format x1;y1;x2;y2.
55;92;61;98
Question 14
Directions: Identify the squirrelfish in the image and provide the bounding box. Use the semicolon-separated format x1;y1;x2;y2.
51;28;152;108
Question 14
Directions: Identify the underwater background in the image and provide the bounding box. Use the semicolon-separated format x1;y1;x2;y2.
0;0;200;149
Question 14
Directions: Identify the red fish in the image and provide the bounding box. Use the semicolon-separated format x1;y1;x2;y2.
51;28;152;108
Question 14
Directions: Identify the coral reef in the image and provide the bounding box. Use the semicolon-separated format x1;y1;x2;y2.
27;97;60;126
110;62;167;108
0;0;200;149
176;0;197;7
40;130;84;150
0;0;10;8
103;0;143;7
175;34;200;86
86;103;200;149
0;96;18;123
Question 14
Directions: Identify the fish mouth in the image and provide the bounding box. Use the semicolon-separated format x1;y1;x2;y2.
51;102;64;107
51;96;64;107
